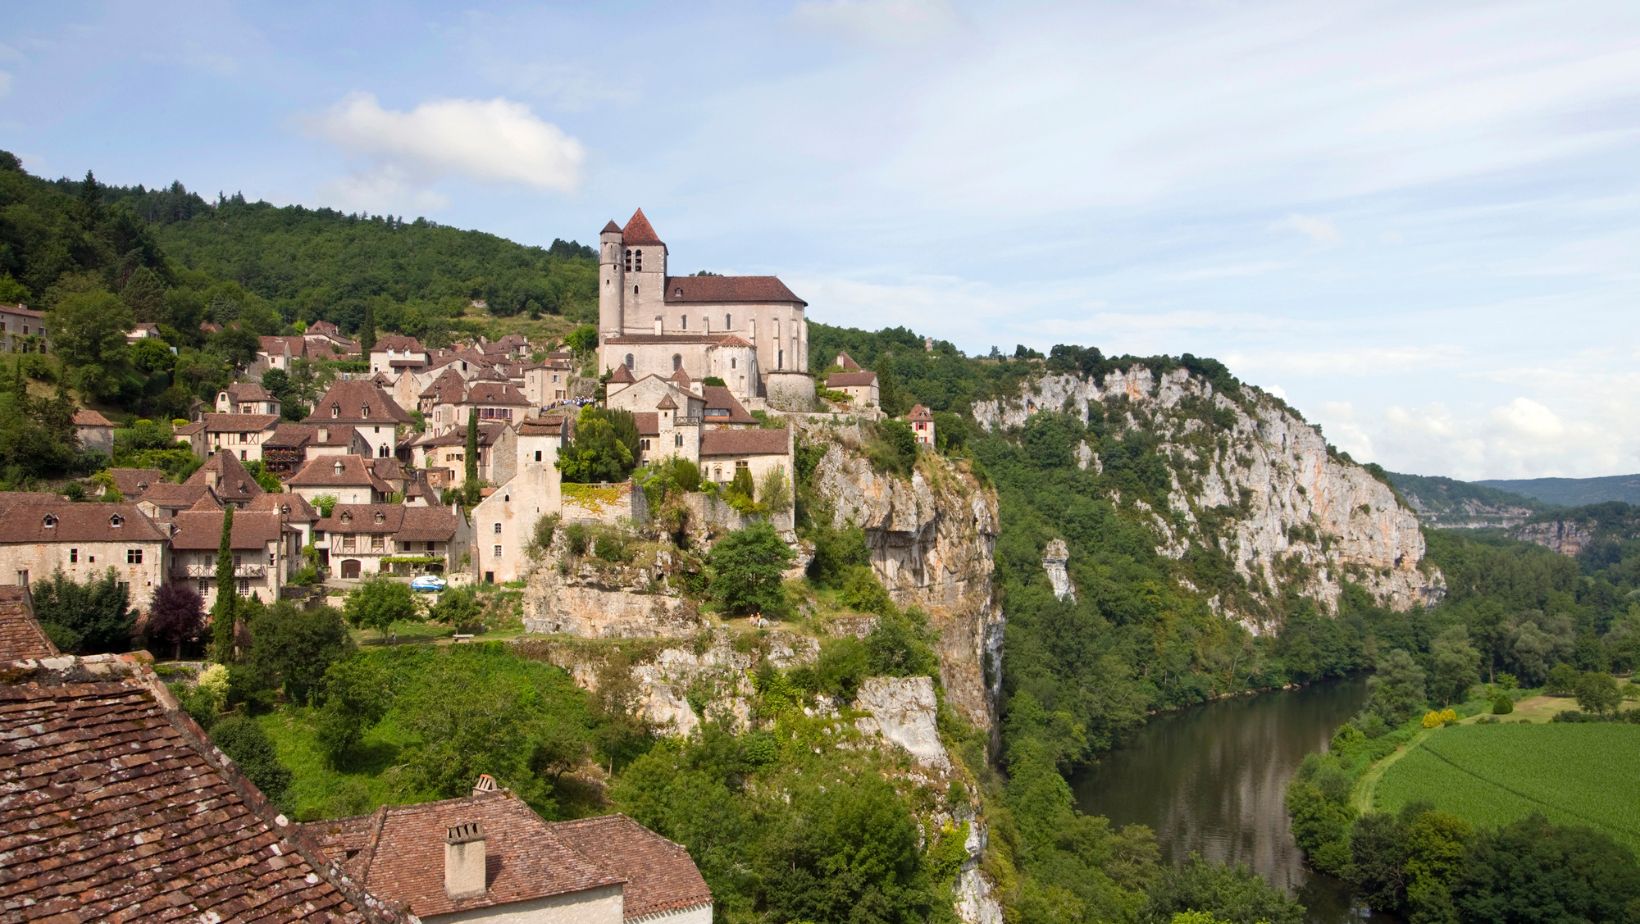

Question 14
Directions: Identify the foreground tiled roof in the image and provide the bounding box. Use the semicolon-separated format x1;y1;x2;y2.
317;505;457;542
198;412;281;433
908;404;934;422
553;815;713;919
247;491;320;524
664;275;806;306
700;428;790;457
0;586;55;661
464;381;529;406
0;655;406;922
226;382;275;402
138;482;219;511
0;494;168;544
701;385;756;425
302;791;626;920
289;455;391;490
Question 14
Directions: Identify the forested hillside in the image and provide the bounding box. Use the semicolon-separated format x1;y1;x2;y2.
1388;471;1542;528
1479;473;1640;507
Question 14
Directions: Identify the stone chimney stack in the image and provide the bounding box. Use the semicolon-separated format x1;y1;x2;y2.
444;821;487;900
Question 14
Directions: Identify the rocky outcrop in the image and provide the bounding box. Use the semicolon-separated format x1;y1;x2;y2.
1512;518;1596;557
803;420;1004;730
853;676;951;772
1042;538;1075;602
523;536;700;637
975;367;1441;627
954;819;1005;924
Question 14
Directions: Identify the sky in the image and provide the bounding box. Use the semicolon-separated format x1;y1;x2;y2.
3;0;1638;480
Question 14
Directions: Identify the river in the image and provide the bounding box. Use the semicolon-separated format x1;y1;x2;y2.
1071;676;1383;923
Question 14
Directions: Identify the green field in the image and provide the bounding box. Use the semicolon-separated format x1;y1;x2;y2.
1371;723;1640;852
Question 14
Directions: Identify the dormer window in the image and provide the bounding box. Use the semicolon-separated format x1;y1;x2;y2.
109;514;124;528
340;511;353;524
331;405;340;418
361;405;371;418
675;287;683;297
333;460;345;475
373;511;386;525
42;514;57;528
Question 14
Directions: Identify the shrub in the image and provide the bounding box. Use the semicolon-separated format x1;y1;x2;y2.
564;522;591;556
708;522;795;617
210;716;291;805
1491;695;1514;715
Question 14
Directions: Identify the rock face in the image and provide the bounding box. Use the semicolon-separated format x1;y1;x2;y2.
1042;538;1075;602
523;538;701;637
1512;518;1596;557
974;367;1441;627
804;421;1004;730
853;676;951;772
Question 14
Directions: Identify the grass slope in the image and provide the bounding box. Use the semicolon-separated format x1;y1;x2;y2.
1370;724;1640;853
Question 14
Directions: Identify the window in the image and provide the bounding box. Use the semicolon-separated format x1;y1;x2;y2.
239;450;247;461
15;569;26;587
675;287;683;297
199;579;210;596
361;406;370;418
675;433;684;448
633;285;639;296
730;357;736;369
238;579;249;594
640;438;651;451
69;548;78;563
778;349;784;369
680;315;687;330
725;313;732;329
534;450;542;462
126;549;143;564
624;353;635;370
493;523;502;534
110;514;124;528
233;554;243;567
635;249;643;271
623;248;632;272
42;514;57;529
672;354;683;371
371;536;385;551
331;405;339;418
493;545;502;559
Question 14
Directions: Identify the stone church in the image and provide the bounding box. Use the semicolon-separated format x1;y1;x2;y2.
597;209;813;408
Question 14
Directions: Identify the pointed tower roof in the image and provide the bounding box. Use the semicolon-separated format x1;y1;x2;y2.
655;395;678;411
669;367;692;386
601;220;621;234
622;209;664;247
608;364;636;384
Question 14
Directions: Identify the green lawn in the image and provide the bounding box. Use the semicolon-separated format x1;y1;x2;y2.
1370;723;1640;853
257;706;437;822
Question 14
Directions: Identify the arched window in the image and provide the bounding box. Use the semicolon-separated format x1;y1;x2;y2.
623;248;632;272
633;285;639;296
624;353;635;370
672;354;683;371
635;249;643;271
680;316;687;330
725;313;732;329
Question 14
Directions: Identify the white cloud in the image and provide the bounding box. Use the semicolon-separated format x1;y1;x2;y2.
1229;345;1466;378
1272;213;1341;245
319;165;449;215
792;0;959;43
308;93;585;194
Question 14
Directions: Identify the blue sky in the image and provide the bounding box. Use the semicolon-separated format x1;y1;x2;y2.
4;1;1638;479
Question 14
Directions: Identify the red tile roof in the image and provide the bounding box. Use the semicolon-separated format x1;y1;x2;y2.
185;451;266;504
226;382;274;403
464;381;530;406
665;275;806;306
418;368;466;404
373;334;425;353
247;491;320;523
700;428;789;457
0;495;168;544
701;386;755;425
601;220;621;234
317;504;457;542
72;408;114;428
138;482;219;511
633;412;660;437
0;585;56;661
553;814;713;918
170;508;288;551
621;208;664;247
836;351;862;371
0;303;45;319
607;364;636;384
0;655;406;922
908;404;934;422
306;381;413;426
197;412;281;433
105;467;167;497
289;455;391;491
827;371;878;387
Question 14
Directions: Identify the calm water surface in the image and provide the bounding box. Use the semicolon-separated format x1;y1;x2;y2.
1072;677;1385;923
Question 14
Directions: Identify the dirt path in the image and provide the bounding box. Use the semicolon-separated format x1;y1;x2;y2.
1351;728;1432;814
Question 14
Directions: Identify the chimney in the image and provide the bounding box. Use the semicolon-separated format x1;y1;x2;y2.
444;821;487;900
473;773;498;796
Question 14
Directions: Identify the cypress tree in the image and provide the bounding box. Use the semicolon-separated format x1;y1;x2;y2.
464;408;480;505
211;506;237;662
359;302;376;354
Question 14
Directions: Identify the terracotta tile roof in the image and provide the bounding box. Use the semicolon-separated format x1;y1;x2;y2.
419;420;507;449
266;422;361;449
138;482;218;511
72;408;114;428
317;505;456;542
289;455;390;491
664;275;806;306
0;656;406;922
633;412;660;437
700;428;789;457
170;509;287;550
0;586;56;661
553;814;713;918
198;412;281;433
0;303;45;319
717;334;754;348
0;495;168;544
908;404;934;422
185;451;266;504
601;219;621;234
701;386;755;425
303;791;631;919
836;351;862;371
464;381;529;406
669;368;691;386
259;334;309;359
621;208;664;246
106;467;167;497
366;456;406;483
655;395;678;411
827;371;878;387
418;368;466;403
607;364;636;384
306;381;413;426
247;491;319;523
226;382;274;402
517;416;568;437
373;334;425;353
308;320;342;336
175;419;207;437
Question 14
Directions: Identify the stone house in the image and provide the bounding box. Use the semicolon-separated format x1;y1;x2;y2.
185;451;265;508
247;491;322;549
0;494;169;610
907;404;936;447
176;413;281;462
72;409;116;455
460;381;532;424
699;428;794;500
369;334;429;376
288;455;394;506
136;482;220;524
305;380;415;459
523;352;576;405
825;355;879;409
412;421;516;492
216;382;281;416
261;422;370;477
469;414;567;584
315;503;466;579
301;782;711;924
0;303;48;352
168;504;301;609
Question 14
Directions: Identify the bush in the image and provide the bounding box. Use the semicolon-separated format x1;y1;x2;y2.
707;522;795;617
526;513;560;559
1491;695;1514;715
564;522;591;556
209;716;291;805
839;565;894;615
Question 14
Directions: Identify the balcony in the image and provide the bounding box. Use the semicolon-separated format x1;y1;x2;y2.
177;563;266;579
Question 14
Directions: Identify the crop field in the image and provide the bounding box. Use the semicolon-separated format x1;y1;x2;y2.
1371;723;1640;852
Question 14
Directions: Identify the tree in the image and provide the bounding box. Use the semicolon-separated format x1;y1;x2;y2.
50;289;134;400
464;407;479;497
343;576;420;637
1428;626;1481;706
1452;814;1640;923
31;569;134;653
211;506;237;662
707;522;795;616
1143;855;1304;924
147;582;204;659
557;405;639;483
1366;649;1427;726
1545;662;1579;696
1573;671;1621;716
564;323;598;355
358;300;376;354
243;602;353;704
209;716;291;806
429;585;484;632
315;655;392;767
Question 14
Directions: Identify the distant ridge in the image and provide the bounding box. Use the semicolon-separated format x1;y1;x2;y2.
1387;472;1541;529
1476;474;1640;508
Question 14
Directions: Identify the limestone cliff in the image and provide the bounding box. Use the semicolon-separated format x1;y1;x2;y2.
1511;504;1640;557
802;420;1005;730
974;367;1441;627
